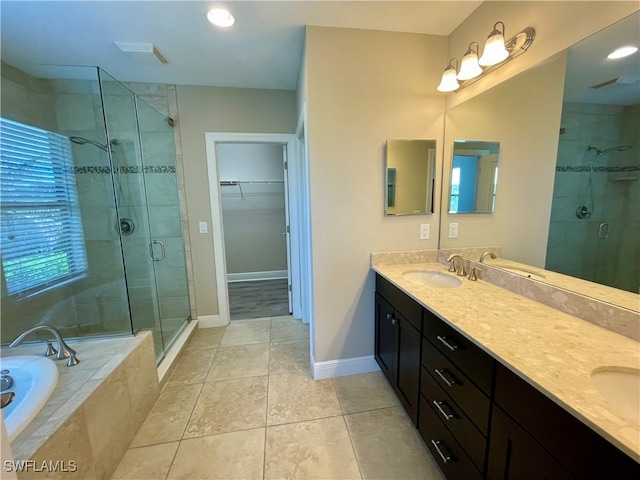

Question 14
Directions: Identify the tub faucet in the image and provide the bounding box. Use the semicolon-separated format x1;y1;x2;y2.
446;254;467;277
479;251;497;263
9;326;79;367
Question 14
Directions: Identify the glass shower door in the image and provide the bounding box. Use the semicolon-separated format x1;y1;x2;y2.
135;97;190;351
98;71;166;360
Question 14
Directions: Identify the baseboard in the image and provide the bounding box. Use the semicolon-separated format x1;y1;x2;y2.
197;315;228;328
313;355;380;380
227;270;288;283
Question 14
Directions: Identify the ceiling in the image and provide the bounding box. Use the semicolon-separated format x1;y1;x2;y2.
563;10;640;105
0;1;482;90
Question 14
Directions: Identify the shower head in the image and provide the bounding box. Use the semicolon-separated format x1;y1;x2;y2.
587;145;633;156
69;136;108;152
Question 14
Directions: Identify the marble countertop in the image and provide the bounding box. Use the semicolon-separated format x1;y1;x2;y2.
372;260;640;462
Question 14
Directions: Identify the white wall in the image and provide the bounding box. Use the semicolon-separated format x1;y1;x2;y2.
176;86;297;316
305;26;447;363
218;143;287;275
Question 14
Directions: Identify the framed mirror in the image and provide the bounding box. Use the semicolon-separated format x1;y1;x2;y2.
449;140;500;213
439;11;639;307
385;139;436;216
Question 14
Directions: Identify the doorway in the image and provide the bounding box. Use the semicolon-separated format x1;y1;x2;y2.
217;143;290;320
205;133;303;327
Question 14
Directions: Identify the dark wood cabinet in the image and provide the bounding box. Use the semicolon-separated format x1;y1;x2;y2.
487;406;574;480
373;274;640;480
490;363;640;480
374;276;422;424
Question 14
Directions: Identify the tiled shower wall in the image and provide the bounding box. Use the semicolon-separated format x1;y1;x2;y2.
547;102;639;293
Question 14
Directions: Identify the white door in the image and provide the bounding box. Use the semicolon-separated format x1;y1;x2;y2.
282;145;293;313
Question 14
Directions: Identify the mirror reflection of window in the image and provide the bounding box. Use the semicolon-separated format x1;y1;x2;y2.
449;141;500;214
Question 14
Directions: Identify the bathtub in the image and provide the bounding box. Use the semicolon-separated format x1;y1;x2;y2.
0;355;59;441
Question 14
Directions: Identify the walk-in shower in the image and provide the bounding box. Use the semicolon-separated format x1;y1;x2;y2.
0;65;190;362
547;102;639;294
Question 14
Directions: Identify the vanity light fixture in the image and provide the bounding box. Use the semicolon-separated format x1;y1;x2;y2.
437;21;535;93
479;22;510;66
607;46;638;59
207;8;235;27
437;59;460;92
457;42;483;80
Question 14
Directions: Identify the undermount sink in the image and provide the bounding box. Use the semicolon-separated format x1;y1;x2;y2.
591;367;640;423
402;270;462;288
493;265;546;281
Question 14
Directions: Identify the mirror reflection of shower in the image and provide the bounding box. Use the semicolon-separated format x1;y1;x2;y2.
575;144;634;219
69;136;136;235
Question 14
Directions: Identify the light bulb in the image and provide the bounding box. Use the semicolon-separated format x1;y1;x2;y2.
479;22;509;66
207;8;235;28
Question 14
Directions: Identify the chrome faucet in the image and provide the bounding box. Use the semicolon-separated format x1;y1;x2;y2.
446;254;467;277
9;325;79;366
479;251;497;263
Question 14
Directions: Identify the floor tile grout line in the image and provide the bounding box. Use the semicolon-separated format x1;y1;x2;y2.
340;414;365;480
162;440;181;480
264;324;271;480
178;381;206;442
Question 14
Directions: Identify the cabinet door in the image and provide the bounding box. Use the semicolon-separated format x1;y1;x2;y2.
487;407;574;480
396;311;421;424
375;293;397;386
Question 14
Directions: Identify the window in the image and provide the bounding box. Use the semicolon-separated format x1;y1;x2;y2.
0;117;87;297
449;167;460;213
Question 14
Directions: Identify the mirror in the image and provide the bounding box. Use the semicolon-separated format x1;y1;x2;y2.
385;139;436;216
439;12;639;304
449;140;500;213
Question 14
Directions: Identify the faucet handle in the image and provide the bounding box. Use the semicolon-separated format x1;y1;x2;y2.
44;340;58;357
468;267;481;281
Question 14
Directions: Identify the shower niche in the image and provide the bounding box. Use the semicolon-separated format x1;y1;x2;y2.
0;64;191;362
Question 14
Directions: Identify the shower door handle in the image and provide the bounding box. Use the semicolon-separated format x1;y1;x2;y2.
598;223;610;239
148;241;166;262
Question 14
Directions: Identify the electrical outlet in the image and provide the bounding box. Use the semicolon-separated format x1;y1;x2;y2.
448;222;459;239
419;223;430;240
199;221;208;234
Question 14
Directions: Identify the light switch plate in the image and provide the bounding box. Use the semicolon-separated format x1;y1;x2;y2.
448;222;458;239
199;221;208;234
420;223;430;240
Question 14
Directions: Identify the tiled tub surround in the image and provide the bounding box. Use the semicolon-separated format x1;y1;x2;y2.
371;252;640;462
1;332;159;479
429;248;640;341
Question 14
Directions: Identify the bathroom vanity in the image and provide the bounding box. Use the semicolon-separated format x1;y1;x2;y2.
373;256;639;480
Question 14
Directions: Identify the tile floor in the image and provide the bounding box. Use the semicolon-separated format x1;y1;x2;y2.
111;316;445;480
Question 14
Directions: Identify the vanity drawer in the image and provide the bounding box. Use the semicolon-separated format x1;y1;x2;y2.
419;393;482;480
421;366;486;472
376;274;423;331
422;341;490;434
423;308;494;395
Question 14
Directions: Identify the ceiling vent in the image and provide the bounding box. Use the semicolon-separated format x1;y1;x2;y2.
590;76;639;89
114;42;168;64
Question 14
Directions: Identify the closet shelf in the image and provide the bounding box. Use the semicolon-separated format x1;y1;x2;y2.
220;180;285;199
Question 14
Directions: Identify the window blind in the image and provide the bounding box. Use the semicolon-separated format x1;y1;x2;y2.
0;117;87;297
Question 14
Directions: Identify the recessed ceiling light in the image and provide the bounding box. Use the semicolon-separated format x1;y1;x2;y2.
607;46;638;60
207;8;235;28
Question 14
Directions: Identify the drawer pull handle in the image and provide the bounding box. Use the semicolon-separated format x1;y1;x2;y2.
432;400;455;421
436;335;458;352
386;313;392;320
434;368;457;387
431;440;452;464
391;318;398;325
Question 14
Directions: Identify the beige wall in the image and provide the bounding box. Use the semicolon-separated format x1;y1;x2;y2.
175;86;297;317
446;1;638;109
440;55;567;267
305;26;446;363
